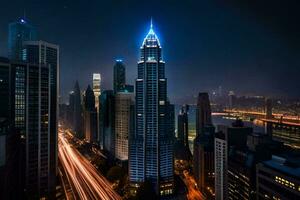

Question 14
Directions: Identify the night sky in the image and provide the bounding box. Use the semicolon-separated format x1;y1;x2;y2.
1;0;299;104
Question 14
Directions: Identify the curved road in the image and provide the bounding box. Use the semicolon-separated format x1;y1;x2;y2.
58;131;121;200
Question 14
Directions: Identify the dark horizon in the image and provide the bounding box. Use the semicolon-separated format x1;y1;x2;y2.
0;0;299;104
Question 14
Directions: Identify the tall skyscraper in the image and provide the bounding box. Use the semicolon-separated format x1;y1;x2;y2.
93;73;101;109
193;93;215;198
129;21;174;196
113;59;126;93
72;81;83;138
99;90;115;155
8;18;37;61
83;85;98;142
115;91;133;162
177;104;189;147
15;40;59;198
196;92;212;136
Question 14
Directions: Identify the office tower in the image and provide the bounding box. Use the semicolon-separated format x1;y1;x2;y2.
72;80;83;138
93;73;101;109
265;98;273;136
194;126;215;198
115;91;133;162
8;18;37;61
228;91;235;109
113;59;126;93
99;90;115;155
214;120;253;200
129;21;174;196
196;92;212;136
256;155;300;199
177;104;189;147
83;85;98;142
21;41;59;198
193;93;215;198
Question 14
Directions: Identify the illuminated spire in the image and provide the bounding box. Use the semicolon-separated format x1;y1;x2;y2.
142;18;160;46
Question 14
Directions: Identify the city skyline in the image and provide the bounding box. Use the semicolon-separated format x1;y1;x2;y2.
0;1;300;104
1;1;300;200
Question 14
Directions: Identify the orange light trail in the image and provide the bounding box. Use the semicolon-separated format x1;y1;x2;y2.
58;130;121;200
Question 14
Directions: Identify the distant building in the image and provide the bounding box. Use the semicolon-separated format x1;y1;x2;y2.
8;17;37;61
93;73;101;110
129;22;174;196
265;98;273;136
72;81;83;138
99;90;115;155
83;85;98;142
214;120;253;200
196;93;212;135
115;91;133;162
113;60;126;93
177;104;189;147
256;155;300;199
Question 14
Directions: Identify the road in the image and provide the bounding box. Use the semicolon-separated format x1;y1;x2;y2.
58;130;122;200
182;170;205;200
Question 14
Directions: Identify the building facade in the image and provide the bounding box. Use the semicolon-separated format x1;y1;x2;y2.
22;41;59;198
115;91;133;161
129;22;174;196
8;18;37;61
83;85;98;142
113;60;126;93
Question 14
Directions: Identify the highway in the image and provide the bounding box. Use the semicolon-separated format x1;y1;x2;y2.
58;129;122;200
182;170;205;200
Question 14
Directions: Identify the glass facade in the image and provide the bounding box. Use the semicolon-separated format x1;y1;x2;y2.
8;18;37;61
129;23;174;196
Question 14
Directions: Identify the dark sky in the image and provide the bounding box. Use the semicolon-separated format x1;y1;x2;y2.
0;0;299;104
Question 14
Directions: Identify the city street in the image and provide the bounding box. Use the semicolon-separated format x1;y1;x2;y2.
58;129;121;200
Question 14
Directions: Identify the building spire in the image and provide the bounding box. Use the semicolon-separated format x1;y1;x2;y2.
150;17;153;29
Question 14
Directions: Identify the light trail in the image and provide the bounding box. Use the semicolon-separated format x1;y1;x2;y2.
58;130;121;200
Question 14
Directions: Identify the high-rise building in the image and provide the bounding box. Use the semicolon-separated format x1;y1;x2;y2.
194;126;215;198
196;93;212;136
193;93;215;198
177;104;189;147
214;120;253;200
115;91;133;162
83;85;98;142
21;41;59;198
93;73;101;109
113;59;126;93
72;81;83;138
8;18;37;61
256;155;300;199
99;90;115;155
129;21;174;196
